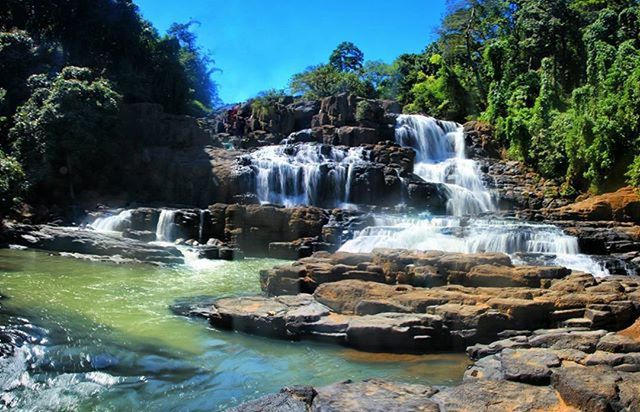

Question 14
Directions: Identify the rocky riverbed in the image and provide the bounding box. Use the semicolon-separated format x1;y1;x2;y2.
209;249;640;411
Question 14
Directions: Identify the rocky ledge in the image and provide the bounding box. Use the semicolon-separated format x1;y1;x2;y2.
219;250;640;411
1;223;183;264
184;250;639;353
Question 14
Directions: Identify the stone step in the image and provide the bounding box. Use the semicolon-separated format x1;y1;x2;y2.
561;318;593;328
550;308;585;323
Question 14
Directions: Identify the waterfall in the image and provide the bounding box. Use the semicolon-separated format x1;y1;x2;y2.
198;210;206;243
395;115;494;216
340;215;609;277
89;210;132;232
155;210;176;242
250;144;367;207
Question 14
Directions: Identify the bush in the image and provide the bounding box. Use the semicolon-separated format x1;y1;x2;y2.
10;66;121;202
0;149;25;208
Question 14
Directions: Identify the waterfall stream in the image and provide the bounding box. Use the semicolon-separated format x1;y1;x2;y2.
395;115;494;216
340;215;609;276
155;210;176;242
88;210;132;232
250;144;367;207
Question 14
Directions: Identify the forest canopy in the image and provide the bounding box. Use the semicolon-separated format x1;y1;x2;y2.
0;0;219;209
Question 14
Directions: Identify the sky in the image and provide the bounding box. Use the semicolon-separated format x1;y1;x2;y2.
134;0;447;104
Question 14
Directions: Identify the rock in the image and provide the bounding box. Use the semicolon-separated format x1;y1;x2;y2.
227;386;317;412
433;379;569;411
261;249;515;295
552;365;621;411
597;333;640;353
2;223;183;264
464;265;570;288
346;312;449;353
463;121;500;159
551;186;640;224
219;248;243;261
122;229;156;242
500;348;560;384
311;379;438;411
192;245;219;260
209;294;330;339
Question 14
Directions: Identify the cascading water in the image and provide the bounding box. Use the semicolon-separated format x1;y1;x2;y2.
395;115;494;216
88;210;132;232
340;215;610;276
155;210;176;242
250;143;367;207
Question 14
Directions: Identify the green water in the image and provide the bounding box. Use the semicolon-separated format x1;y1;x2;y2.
0;248;468;411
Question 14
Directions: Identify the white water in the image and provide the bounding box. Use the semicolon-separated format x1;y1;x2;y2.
395;115;494;216
88;210;132;232
155;209;176;242
340;215;609;277
250;144;367;207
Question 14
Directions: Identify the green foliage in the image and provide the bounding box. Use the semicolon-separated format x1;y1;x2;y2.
329;42;364;72
389;0;640;193
10;67;122;201
0;149;25;208
0;0;219;115
626;156;640;187
289;64;374;100
355;100;375;122
250;89;288;118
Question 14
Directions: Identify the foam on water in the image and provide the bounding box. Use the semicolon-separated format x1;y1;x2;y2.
340;215;610;277
250;144;367;207
395;115;494;216
88;210;132;232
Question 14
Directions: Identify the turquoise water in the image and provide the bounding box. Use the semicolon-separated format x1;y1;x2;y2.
0;248;468;411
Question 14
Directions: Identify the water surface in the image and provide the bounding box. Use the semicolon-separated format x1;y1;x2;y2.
0;249;468;411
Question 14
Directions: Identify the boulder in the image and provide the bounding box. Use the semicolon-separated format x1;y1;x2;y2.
551;186;640;224
2;223;183;264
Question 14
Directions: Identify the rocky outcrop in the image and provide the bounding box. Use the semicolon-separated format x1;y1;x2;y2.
2;223;183;264
211;94;401;150
550;186;640;224
230;377;574;412
463;121;500;159
182;250;640;353
484;160;573;210
465;324;640;411
260;249;536;295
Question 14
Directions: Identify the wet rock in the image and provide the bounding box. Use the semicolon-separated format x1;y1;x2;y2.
464;265;570;288
122;229;156;242
311;379;438;411
209;294;330;339
2;223;183;264
261;249;516;295
227;385;317;412
346;312;449;353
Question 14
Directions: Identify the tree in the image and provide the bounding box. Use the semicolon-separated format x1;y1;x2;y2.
329;41;364;72
10;67;121;202
289;64;373;99
168;20;220;113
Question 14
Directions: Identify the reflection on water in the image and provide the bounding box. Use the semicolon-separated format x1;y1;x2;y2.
0;249;468;410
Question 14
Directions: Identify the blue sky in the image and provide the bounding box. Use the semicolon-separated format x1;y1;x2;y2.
134;0;447;103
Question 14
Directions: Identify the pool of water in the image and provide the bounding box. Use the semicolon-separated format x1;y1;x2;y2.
0;249;468;411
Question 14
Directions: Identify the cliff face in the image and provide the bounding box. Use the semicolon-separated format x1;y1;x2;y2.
91;95;576;215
